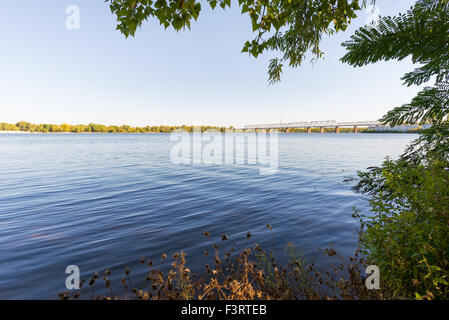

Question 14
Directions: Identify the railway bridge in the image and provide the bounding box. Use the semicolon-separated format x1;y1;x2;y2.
243;120;381;133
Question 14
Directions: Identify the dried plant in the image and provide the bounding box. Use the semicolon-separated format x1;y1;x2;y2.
60;228;386;300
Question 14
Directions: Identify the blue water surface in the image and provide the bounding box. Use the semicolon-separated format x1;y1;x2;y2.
0;133;414;299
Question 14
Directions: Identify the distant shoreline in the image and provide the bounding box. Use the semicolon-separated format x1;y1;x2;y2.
0;121;425;134
0;130;421;134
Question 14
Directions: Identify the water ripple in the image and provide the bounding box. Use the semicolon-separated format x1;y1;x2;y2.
0;133;414;298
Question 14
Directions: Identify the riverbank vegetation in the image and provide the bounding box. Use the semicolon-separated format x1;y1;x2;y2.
345;0;449;299
0;122;232;133
61;229;383;300
0;122;424;134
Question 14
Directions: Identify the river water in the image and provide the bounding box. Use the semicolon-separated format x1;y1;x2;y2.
0;133;415;299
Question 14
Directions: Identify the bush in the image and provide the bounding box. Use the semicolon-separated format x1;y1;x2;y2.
354;157;449;299
59;230;381;300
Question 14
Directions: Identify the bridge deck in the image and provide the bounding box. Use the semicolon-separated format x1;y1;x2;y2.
244;120;380;129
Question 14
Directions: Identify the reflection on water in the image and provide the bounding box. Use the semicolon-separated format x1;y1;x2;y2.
0;133;414;299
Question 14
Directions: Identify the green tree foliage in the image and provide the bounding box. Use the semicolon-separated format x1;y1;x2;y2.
341;0;449;129
345;0;449;299
107;0;374;83
341;0;449;160
0;123;19;131
0;122;232;134
15;121;32;131
342;0;449;163
354;158;449;299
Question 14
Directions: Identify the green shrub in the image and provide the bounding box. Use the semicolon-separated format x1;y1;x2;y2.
354;158;449;299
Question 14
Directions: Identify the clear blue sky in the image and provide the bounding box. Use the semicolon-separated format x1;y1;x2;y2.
0;0;420;127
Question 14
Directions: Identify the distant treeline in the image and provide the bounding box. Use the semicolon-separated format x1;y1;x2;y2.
0;121;424;134
0;122;234;133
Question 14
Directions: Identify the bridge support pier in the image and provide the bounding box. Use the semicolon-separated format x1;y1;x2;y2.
245;121;380;134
